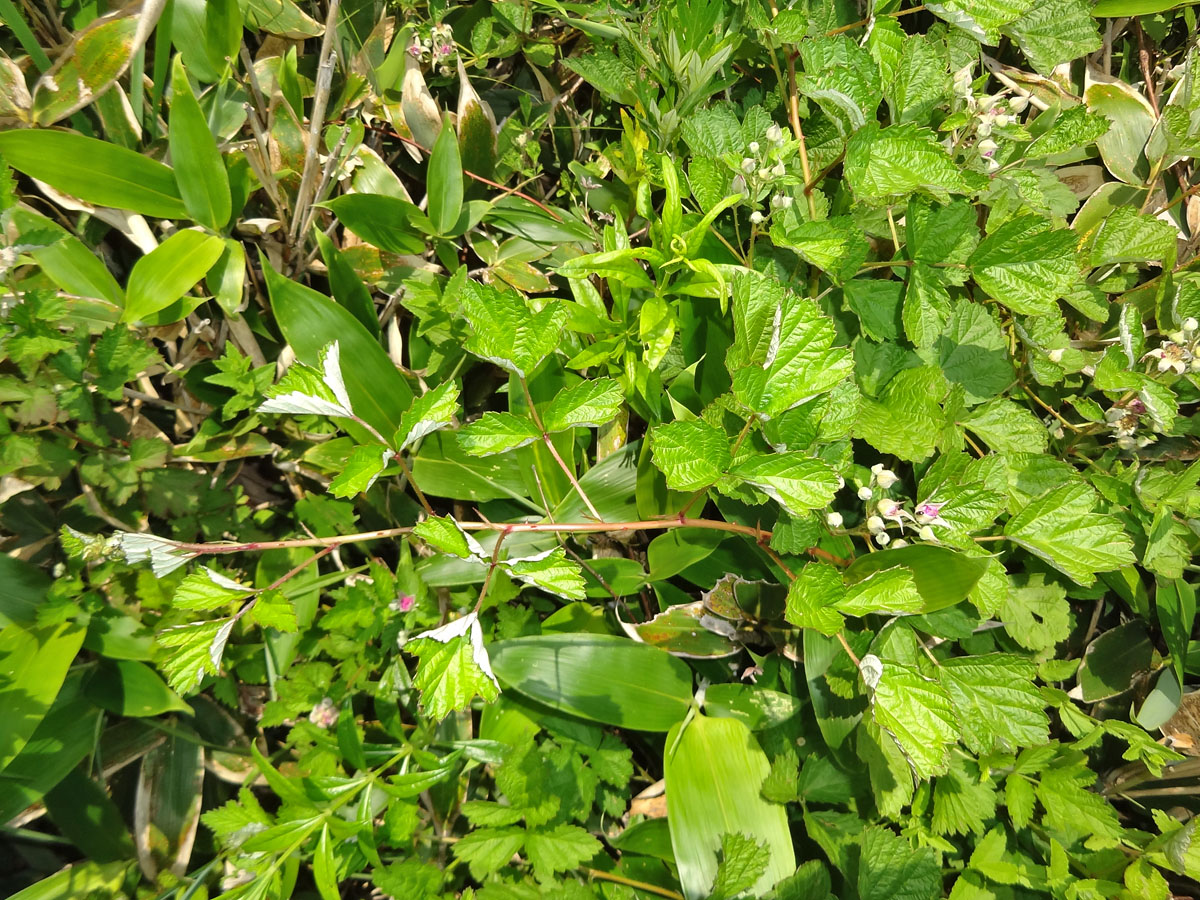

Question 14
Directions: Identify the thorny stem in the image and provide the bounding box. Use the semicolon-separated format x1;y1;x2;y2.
767;0;817;220
473;527;510;614
394;454;434;515
520;377;603;521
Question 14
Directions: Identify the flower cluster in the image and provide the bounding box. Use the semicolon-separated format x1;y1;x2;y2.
308;696;338;729
1145;317;1200;375
951;66;1030;173
408;23;456;75
833;464;947;547
1106;398;1155;451
731;123;794;223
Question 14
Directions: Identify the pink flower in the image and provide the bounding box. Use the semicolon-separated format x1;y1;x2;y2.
390;593;415;613
918;502;942;519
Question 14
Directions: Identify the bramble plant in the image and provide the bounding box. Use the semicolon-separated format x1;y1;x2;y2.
2;0;1200;898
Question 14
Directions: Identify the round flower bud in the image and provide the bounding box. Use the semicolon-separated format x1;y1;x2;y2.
1048;348;1065;363
917;525;936;542
876;499;901;519
866;515;885;533
749;211;765;225
1183;317;1198;332
741;158;756;173
874;532;891;546
771;162;786;178
748;141;760;154
857;486;873;501
891;539;908;549
826;512;844;528
766;123;784;143
1009;95;1029;113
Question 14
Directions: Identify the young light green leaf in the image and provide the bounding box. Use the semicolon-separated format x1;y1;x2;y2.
328;445;393;498
404;612;501;721
245;589;297;633
168;57;231;231
1027;105;1111;158
836;567;925;616
1004;483;1135;585
395;381;460;451
458;412;542;456
650;419;732;491
122;230;225;323
857;825;943;900
428;118;464;236
259;342;355;419
937;302;1012;405
412;516;487;560
727;272;853;418
969;216;1080;316
523;824;603;882
728;452;841;515
961;397;1049;454
710;833;771;899
173;567;254;611
155;619;234;692
542;377;623;433
854;366;947;461
452;827;525;881
865;656;958;779
784;562;846;635
501;547;586;600
459;280;566;377
118;532;194;577
938;655;1050;753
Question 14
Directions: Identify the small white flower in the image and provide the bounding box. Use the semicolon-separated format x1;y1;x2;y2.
766;123;784;144
875;532;891;546
309;697;338;729
741;158;756;173
826;512;844;528
1047;348;1065;364
870;464;899;489
1145;343;1189;375
749;210;765;225
867;515;885;534
1183;317;1198;332
857;486;873;501
748;141;761;154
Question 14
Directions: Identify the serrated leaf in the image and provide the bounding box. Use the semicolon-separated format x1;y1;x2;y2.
728;452;841;515
412;516;487;560
857;825;944;900
727;272;853;418
502;547;586;600
459;280;566;377
395;381;460;451
866;657;958;779
845;122;972;204
931;761;997;837
451;826;525;880
119;532;194;577
1085;205;1177;267
173;567;253;611
837;567;925;616
246;589;297;632
961;397;1048;454
970;216;1080;316
405;612;500;721
458;412;542;456
1004;483;1135;585
711;832;771;899
925;0;1033;43
650;419;732;491
938;654;1050;753
156;619;233;692
1002;0;1100;75
524;824;602;882
259;342;355;418
1036;762;1123;846
1028;106;1111;159
542;377;623;432
784;563;846;635
854;366;946;461
937;302;1012;406
328;445;392;498
1001;574;1071;651
769;214;870;285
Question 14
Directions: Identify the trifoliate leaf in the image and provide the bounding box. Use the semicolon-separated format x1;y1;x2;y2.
501;547;586;600
173;567;254;611
118;532;194;577
650;419;731;491
937;654;1050;753
395;381;460;451
404;612;500;721
837;567;925;616
156;618;234;692
856;825;943;900
844;122;972;204
458;411;542;456
970;216;1081;316
459;280;566;377
785;562;846;635
523;824;602;882
246;589;297;632
259;341;355;418
542;377;623;432
1002;0;1100;76
328;444;392;498
412;516;487;560
451;826;525;880
866;657;958;779
1004;483;1135;585
711;833;771;899
727;272;853;418
728;452;841;515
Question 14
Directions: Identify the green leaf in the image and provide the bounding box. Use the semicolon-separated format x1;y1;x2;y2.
1085;205;1177;267
845;122;972;204
854;366;946;461
412;516;485;560
1092;0;1197;12
168;58;231;231
938;654;1050;753
711;833;771;899
1036;760;1123;846
1085;77;1157;186
405;612;500;721
857;825;943;900
837;567;925;616
524;824;602;882
936;302;1012;405
727;272;853;418
925;0;1033;42
84;658;192;717
246;589;297;633
0;129;188;219
1003;0;1100;75
6;862;129;900
173;567;253;611
865;657;958;778
728;453;841;516
650;419;732;491
9;208;124;307
845;278;904;342
784;562;847;635
1027;105;1112;158
1004;483;1135;585
328;445;392;498
502;547;586;600
259;342;354;419
1077;621;1154;701
313;228;378;336
155;619;233;693
542;377;623;433
961;397;1049;454
1001;573;1071;651
321;194;426;255
428;118;464;236
452;826;525;881
970;216;1080;316
665;714;795;900
769;214;870;285
458;412;542;456
121;230;225;323
0;619;86;771
459;280;567;377
395;381;461;451
488;634;693;731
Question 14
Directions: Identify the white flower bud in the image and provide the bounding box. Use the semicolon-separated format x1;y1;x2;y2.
875;467;899;489
1048;348;1064;363
748;141;760;154
867;516;885;534
1183;317;1198;332
766;123;784;143
978;138;998;156
874;532;891;546
741;158;756;173
1009;95;1029;113
891;539;908;549
826;512;844;528
758;168;773;181
917;525;936;542
749;211;765;225
876;499;902;519
857;486;873;500
771;162;786;178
